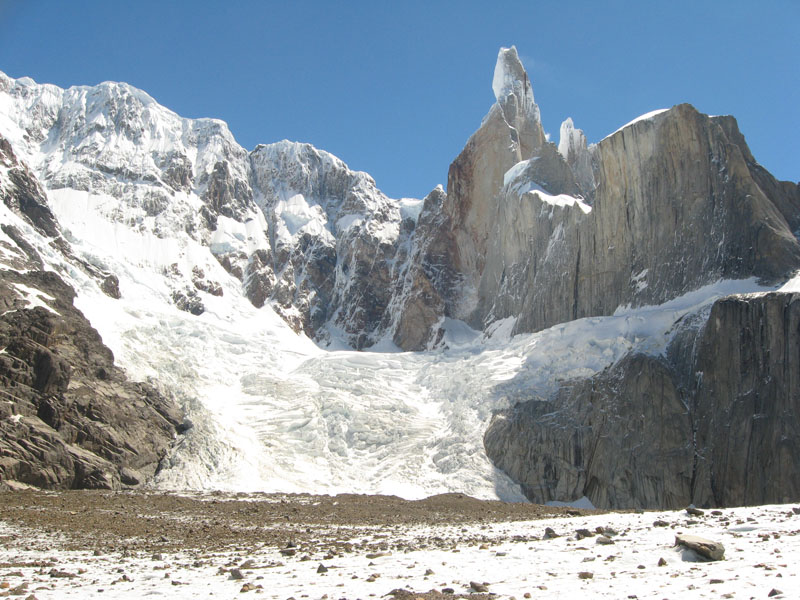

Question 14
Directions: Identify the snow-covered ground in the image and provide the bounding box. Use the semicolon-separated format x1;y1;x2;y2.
1;502;797;599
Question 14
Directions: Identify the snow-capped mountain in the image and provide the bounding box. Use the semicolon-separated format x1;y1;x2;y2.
1;47;798;508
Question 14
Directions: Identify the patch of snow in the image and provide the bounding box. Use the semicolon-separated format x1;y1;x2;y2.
778;270;800;292
503;160;531;188
632;268;649;293
274;193;326;237
504;160;591;213
10;282;59;314
398;197;423;222
604;108;670;140
528;188;591;214
440;317;481;348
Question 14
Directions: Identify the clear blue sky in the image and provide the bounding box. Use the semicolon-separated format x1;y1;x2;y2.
0;1;797;199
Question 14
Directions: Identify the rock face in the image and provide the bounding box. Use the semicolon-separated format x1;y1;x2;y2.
249;141;407;347
691;293;800;507
485;292;800;509
411;47;580;327
0;134;183;489
396;49;800;343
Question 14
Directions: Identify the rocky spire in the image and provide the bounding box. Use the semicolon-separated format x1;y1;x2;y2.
492;46;542;133
490;46;546;155
558;117;595;197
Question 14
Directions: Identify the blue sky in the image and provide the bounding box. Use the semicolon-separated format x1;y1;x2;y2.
0;1;797;199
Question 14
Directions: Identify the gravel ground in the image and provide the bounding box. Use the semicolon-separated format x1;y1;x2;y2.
0;490;590;554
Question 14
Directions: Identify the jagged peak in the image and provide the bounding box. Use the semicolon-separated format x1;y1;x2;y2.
491;46;541;126
558;117;587;160
250;139;379;191
491;46;525;101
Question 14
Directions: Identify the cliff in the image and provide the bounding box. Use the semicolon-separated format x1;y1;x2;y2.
485;292;800;509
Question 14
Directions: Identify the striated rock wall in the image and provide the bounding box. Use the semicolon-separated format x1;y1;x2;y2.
485;292;800;509
691;293;800;507
471;103;800;336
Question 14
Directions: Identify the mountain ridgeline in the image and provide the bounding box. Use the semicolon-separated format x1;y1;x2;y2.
0;47;798;507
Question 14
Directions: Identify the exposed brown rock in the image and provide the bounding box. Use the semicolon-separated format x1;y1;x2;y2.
0;270;183;489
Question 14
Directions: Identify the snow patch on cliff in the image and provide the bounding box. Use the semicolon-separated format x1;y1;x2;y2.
605;108;669;139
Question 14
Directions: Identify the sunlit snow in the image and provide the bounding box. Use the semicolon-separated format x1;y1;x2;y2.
604;108;670;139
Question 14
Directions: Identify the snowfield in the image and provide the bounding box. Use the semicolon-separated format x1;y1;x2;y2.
0;499;797;599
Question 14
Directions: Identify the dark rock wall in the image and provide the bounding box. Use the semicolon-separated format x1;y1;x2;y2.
485;292;800;509
0;270;183;489
692;293;800;507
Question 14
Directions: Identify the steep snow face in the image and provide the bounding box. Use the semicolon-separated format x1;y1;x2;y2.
248;140;406;347
0;71;415;349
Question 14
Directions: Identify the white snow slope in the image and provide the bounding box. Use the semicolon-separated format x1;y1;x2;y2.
0;71;790;503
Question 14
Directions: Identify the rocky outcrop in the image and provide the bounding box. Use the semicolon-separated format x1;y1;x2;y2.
485;353;693;509
0;268;184;489
691;293;800;507
386;186;449;350
249;141;407;346
485;292;800;509
0;137;183;490
1;136;59;238
412;47;579;326
557;118;595;197
478;103;800;336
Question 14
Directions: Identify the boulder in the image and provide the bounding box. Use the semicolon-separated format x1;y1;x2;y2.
675;534;725;561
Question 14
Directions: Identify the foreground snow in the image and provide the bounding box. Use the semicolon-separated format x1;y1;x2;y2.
1;501;796;599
